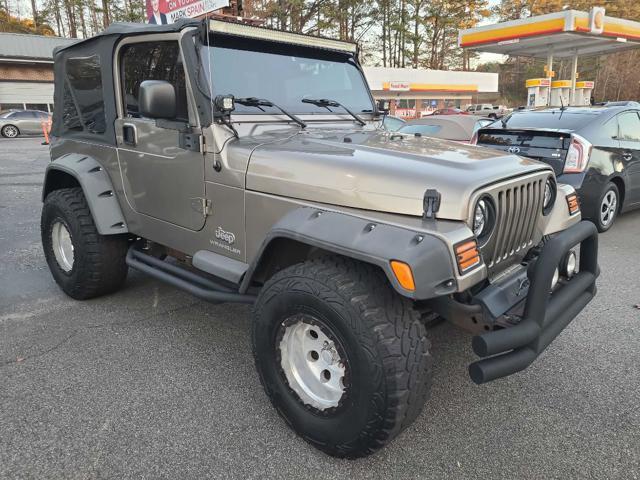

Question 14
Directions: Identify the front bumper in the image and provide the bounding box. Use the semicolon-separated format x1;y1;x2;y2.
469;220;599;384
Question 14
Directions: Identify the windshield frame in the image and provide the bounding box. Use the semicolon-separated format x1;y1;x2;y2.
200;33;377;119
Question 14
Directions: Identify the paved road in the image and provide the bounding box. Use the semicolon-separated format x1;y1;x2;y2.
1;137;639;479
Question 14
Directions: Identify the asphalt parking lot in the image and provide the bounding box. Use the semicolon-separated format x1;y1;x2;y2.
1;136;639;479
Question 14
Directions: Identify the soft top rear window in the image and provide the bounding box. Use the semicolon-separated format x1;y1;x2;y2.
499;111;599;131
65;54;106;134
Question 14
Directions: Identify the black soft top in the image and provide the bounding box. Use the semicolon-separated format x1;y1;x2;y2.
53;18;199;55
51;19;200;145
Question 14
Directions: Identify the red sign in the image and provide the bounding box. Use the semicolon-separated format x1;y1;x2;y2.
146;0;229;24
389;82;411;92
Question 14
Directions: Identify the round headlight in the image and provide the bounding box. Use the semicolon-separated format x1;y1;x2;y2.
542;177;557;215
472;197;495;244
473;199;488;237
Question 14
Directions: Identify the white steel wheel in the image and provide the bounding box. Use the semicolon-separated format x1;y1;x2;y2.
278;315;346;411
600;188;618;228
51;221;75;272
2;125;19;138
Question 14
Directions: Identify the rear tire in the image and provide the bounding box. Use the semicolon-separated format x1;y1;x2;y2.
41;187;129;299
252;256;433;458
594;182;619;232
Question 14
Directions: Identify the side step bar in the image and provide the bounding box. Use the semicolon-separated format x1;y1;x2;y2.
126;247;257;305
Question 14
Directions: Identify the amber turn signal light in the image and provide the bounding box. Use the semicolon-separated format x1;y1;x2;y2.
390;260;416;292
566;193;580;215
455;239;481;274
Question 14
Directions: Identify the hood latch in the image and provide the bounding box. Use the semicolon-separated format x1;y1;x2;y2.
423;189;441;219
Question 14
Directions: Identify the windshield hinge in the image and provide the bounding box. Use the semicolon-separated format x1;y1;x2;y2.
191;197;212;217
423;189;441;219
180;132;203;152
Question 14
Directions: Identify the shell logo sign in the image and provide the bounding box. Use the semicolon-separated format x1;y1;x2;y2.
590;7;605;34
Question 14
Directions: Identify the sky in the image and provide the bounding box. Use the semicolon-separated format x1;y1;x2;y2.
7;0;508;67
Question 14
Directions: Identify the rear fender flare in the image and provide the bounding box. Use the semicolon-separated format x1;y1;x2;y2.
42;154;128;235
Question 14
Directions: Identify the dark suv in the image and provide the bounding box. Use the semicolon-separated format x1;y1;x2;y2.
474;105;640;231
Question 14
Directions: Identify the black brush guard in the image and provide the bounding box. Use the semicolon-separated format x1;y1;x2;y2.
469;221;599;384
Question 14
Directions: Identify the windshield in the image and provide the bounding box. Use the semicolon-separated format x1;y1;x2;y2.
382;116;405;132
0;110;14;118
201;35;374;115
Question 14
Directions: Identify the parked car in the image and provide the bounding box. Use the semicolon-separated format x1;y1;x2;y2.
431;107;468;115
466;104;510;119
381;114;406;132
0;109;50;138
399;115;493;143
474;106;640;231
466;104;495;116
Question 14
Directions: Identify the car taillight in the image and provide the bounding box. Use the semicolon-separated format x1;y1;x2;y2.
470;132;478;145
564;134;592;173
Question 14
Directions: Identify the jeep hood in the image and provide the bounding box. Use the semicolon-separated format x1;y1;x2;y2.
242;128;552;220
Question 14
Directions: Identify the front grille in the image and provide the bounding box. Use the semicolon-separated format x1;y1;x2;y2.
483;175;546;268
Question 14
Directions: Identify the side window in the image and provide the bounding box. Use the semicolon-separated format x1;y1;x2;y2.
120;41;189;122
12;111;32;119
617;111;640;142
65;55;106;133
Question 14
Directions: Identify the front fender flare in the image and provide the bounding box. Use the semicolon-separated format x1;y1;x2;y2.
240;207;458;300
43;154;128;235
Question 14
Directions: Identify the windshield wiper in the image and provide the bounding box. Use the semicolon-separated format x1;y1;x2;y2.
235;97;306;129
302;98;366;126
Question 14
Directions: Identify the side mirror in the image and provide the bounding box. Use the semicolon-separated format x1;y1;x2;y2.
139;80;176;119
377;99;390;114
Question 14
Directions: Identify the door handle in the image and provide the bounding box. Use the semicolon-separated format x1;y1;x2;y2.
122;123;137;146
622;152;633;161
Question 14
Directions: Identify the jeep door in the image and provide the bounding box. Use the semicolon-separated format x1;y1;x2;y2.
114;37;206;231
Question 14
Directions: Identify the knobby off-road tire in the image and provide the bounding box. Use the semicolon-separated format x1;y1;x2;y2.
252;256;433;458
41;187;129;300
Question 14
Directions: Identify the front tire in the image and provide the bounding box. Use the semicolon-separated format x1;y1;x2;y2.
1;125;19;138
594;182;619;232
41;187;129;299
252;256;432;458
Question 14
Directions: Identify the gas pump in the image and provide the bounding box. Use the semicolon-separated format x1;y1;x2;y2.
550;80;571;107
574;81;595;106
525;78;550;108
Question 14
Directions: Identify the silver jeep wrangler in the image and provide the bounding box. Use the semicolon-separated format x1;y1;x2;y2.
42;19;599;458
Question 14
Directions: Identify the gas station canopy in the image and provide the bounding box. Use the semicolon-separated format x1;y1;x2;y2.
458;9;640;58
